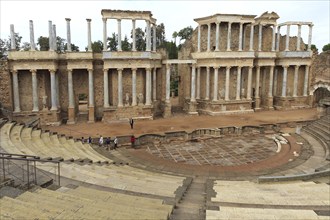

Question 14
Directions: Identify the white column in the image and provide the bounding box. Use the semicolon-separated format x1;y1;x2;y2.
247;66;253;100
207;23;211;52
165;64;171;103
10;24;16;50
285;25;290;51
273;68;278;96
297;24;302;51
103;69;109;108
239;23;243;51
215;22;220;51
227;22;232;51
213;67;219;101
65;18;71;51
197;25;201;52
271;25;276;51
55;71;60;108
132;19;136;51
48;21;53;51
196;67;201;99
88;69;94;107
52;24;57;50
268;66;274;97
153;68;157;101
146;20;151;51
276;26;281;51
282;65;288;97
117;19;122;51
308;24;313;51
132;68;137;106
258;24;263;51
236;67;241;100
31;69;38;111
146;68;152;105
12;70;20;112
293;65;299;97
153;24;157;52
303;65;309;96
255;66;261;98
67;69;74;108
102;18;107;51
190;64;196;102
249;24;254;51
50;69;57;111
117;69;123;107
205;67;210;100
86;19;92;52
225;66;231;101
29;20;36;51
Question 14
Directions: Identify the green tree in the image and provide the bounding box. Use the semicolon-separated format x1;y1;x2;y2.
322;43;330;52
37;36;49;51
107;33;118;51
65;43;79;52
131;28;146;51
0;38;8;58
163;41;178;59
21;42;31;51
55;36;66;53
177;26;193;43
90;40;103;53
7;33;22;50
122;35;132;51
172;31;178;46
156;23;166;48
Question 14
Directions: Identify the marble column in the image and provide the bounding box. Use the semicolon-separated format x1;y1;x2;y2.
102;18;107;51
297;24;302;51
48;21;53;51
276;26;281;51
103;69;109;108
236;67;241;100
268;66;274;97
12;70;20;112
166;64;171;103
50;69;57;111
52;24;57;51
132;20;136;51
308;24;313;51
67;69;75;123
117;19;122;51
55;71;60;108
273;68;278;96
215;22;220;51
146;20;151;51
303;65;309;96
258;24;263;51
247;66;253;100
282;65;289;97
285;25;290;51
10;24;16;50
191;64;196;102
65;18;71;52
117;68;123;107
29;20;36;51
249;24;254;51
31;70;38;112
132;68;137;106
271;25;276;51
88;69;94;107
255;66;261;98
153;68;157;101
86;19;92;52
196;67;201;99
213;67;219;101
225;66;231;101
197;25;201;52
146;68;152;105
227;22;232;51
293;65;299;97
207;24;211;52
153;24;157;52
239;23;243;51
205;67;210;100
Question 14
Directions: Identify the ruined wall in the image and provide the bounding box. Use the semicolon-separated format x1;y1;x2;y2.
310;51;330;85
0;60;12;113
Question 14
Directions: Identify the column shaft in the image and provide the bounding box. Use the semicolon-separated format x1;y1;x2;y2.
55;72;59;108
227;22;232;51
236;67;241;100
146;68;152;105
102;18;107;51
225;66;231;100
247;66;253;100
132;68;137;106
239;23;243;51
86;19;92;51
207;24;211;51
103;69;109;107
132;20;136;51
166;65;171;103
65;18;71;51
255;66;261;98
197;25;201;52
48;21;53;51
117;19;122;51
153;24;157;51
282;66;288;97
10;24;16;50
276;26;281;51
293;65;299;97
31;70;38;111
297;25;301;51
258;24;263;51
215;22;220;51
268;66;274;97
146;20;151;51
249;24;254;51
196;67;201;99
12;70;20;112
213;67;219;101
117;69;123;107
205;67;210;100
308;25;313;51
68;69;74;108
273;68;278;96
303;65;309;96
88;69;94;107
285;25;290;51
29;20;36;51
153;68;157;101
50;70;57;110
271;25;276;51
52;25;57;50
190;65;196;102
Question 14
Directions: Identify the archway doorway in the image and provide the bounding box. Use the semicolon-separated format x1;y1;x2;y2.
313;87;330;107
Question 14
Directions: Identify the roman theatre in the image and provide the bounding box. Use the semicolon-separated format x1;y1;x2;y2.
0;9;329;220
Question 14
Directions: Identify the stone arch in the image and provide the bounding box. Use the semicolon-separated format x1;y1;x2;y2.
310;82;330;107
309;82;330;96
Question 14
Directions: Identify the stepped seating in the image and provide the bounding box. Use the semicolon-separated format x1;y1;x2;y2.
0;186;173;219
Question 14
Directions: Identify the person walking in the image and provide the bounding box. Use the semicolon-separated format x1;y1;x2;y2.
114;137;118;150
105;137;111;150
129;118;134;129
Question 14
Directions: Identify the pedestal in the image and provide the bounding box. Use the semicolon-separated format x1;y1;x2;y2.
266;97;274;110
67;107;76;124
163;102;172;118
88;106;95;123
188;101;198;115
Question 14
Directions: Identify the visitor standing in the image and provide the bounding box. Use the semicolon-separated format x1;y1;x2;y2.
129;118;134;129
88;136;92;144
130;135;136;148
81;137;85;143
106;137;111;150
114;137;118;149
99;135;104;147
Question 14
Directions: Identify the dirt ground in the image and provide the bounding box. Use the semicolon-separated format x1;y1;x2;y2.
42;108;318;138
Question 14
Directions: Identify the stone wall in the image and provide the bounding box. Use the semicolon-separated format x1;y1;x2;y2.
0;60;12;112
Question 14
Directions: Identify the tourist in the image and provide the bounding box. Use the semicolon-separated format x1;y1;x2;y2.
99;135;104;147
114;137;118;149
106;137;111;150
81;137;85;143
129;118;134;129
130;135;136;148
88;136;92;144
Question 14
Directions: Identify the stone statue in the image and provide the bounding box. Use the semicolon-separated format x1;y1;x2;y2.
42;96;48;110
125;93;130;106
138;93;144;106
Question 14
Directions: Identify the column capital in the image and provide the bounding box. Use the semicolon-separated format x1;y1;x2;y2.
117;68;123;72
282;65;289;68
146;67;151;72
11;69;17;74
248;66;254;69
65;18;71;22
308;24;314;27
49;69;56;74
117;18;121;22
213;66;219;70
87;68;93;72
215;21;220;25
30;69;37;74
67;69;72;73
86;18;92;22
295;65;300;69
166;64;170;69
226;66;231;70
102;18;107;22
228;21;232;25
131;68;137;71
103;68;108;72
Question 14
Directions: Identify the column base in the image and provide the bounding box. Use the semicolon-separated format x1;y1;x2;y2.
67;107;76;124
266;97;274;110
255;97;261;109
88;106;95;123
188;101;198;115
163;102;172;118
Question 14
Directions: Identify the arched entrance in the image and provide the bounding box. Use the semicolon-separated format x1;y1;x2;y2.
310;83;330;107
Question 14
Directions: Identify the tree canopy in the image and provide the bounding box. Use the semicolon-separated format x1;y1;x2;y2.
322;43;330;52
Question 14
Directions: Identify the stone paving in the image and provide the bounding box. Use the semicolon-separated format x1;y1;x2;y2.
146;134;277;166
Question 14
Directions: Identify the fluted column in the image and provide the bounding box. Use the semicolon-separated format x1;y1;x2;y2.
190;64;196;102
225;66;231;101
153;24;157;52
52;24;57;51
282;65;289;97
213;67;219;101
12;70;20;112
146;20;151;51
10;24;16;50
31;69;38;112
236;67;241;100
166;64;170;103
255;66;261;98
117;19;122;51
249;24;254;51
276;26;281;51
132;68;137;106
88;69;94;107
227;22;232;51
308;24;313;51
197;25;201;52
271;25;276;51
65;18;71;51
205;67;210;100
146;68;152;105
293;65;299;97
67;69;74;108
215;22;220;51
207;24;211;52
102;18;107;51
273;68;278;96
247;66;253;100
86;19;92;51
268;66;274;97
48;21;53;51
196;67;201;99
103;69;109;108
153;68;157;101
29;20;36;51
297;24;301;51
258;24;263;51
285;25;290;51
239;23;243;51
132;19;136;51
303;65;309;96
117;68;123;107
50;69;57;111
